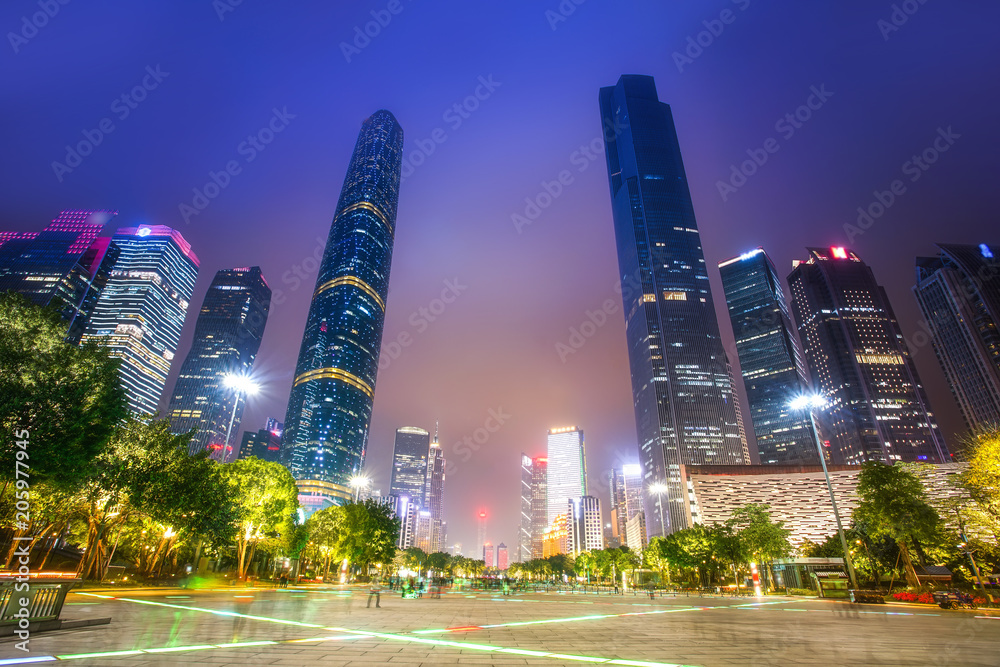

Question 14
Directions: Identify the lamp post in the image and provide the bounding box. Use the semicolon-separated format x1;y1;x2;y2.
648;482;669;539
222;373;259;463
789;394;857;590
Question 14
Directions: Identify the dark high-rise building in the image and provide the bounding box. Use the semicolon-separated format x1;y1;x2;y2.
519;454;548;562
0;210;120;341
81;225;199;415
389;427;431;502
282;109;404;507
239;419;283;463
599;75;746;536
915;243;1000;431
609;464;646;549
167;267;271;461
719;248;817;464
788;247;948;464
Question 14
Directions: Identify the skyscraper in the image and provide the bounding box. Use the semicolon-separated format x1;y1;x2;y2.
788;247;948;464
719;248;817;464
167;267;271;461
546;427;586;526
599;75;746;536
568;496;603;554
519;454;548;561
610;464;646;549
0;210;120;341
914;243;1000;431
496;543;508;571
239;423;283;463
424;426;447;552
389;427;431;501
483;541;494;568
477;510;487;562
282;109;404;506
81;225;199;415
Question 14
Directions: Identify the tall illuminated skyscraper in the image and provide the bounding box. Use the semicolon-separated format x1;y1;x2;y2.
610;464;646;548
599;75;745;536
282;110;403;507
167;267;271;461
914;243;1000;431
788;247;947;464
0;210;120;341
519;454;548;562
81;225;199;415
546;427;586;526
389;427;431;501
719;248;817;464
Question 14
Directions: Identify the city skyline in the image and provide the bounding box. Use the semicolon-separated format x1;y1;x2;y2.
3;1;997;552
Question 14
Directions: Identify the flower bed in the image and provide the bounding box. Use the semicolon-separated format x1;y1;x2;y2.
892;591;935;604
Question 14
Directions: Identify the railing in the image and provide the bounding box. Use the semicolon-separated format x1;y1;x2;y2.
0;578;79;627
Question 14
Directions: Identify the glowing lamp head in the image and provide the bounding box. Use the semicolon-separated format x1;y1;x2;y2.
136;227;151;237
648;482;668;495
223;373;259;395
789;394;827;410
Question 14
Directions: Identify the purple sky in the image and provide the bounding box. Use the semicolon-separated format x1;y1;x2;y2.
2;1;998;554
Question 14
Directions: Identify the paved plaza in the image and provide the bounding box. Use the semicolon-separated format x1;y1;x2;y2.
1;586;999;666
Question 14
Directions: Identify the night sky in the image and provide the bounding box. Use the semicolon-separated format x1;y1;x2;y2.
3;1;998;554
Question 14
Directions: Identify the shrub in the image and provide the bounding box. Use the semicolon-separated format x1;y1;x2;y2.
786;588;816;596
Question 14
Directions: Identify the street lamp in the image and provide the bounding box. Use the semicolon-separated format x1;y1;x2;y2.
789;393;858;589
349;474;371;502
648;482;669;539
221;372;260;463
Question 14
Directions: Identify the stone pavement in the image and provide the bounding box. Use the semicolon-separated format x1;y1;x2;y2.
1;586;998;666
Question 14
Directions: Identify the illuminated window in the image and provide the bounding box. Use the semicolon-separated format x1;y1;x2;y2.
663;291;687;301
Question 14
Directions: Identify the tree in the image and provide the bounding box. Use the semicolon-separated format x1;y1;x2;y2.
336;499;401;579
219;457;299;579
644;537;671;585
727;504;792;591
854;461;940;588
305;506;345;580
959;428;1000;540
0;294;127;489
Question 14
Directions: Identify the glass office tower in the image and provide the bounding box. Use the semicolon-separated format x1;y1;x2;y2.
788;247;948;464
599;75;746;536
519;454;548;562
914;243;1000;431
81;225;199;415
389;426;431;503
282;110;403;506
546;427;586;526
719;248;817;464
167;267;271;461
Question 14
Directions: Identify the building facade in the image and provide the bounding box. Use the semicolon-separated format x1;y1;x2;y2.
546;427;586;526
610;464;646;549
599;75;747;537
719;248;817;464
568;496;603;554
389;427;431;502
239;419;283;462
167;267;271;461
424;428;446;552
497;543;508;571
681;463;966;549
81;225;199;415
519;454;548;562
788;247;948;464
914;243;1000;431
282;109;404;505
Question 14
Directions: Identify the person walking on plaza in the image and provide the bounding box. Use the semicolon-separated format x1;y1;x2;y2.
367;578;382;608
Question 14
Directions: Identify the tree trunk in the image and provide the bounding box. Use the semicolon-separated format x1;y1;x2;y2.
898;541;920;588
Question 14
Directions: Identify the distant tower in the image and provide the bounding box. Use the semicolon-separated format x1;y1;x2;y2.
788;247;947;463
610;464;646;549
425;422;446;552
81;225;199;415
599;75;745;537
497;543;509;571
546;427;586;526
390;427;431;501
568;497;603;554
282;109;404;506
167;267;271;462
914;243;1000;431
476;510;487;561
719;248;816;464
483;541;494;568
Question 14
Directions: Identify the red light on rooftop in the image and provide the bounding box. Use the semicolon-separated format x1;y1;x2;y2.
831;246;848;259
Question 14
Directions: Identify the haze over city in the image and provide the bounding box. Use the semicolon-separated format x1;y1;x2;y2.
3;0;998;554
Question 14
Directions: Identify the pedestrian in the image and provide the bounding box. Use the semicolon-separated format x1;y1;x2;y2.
279;573;288;589
367;578;382;608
